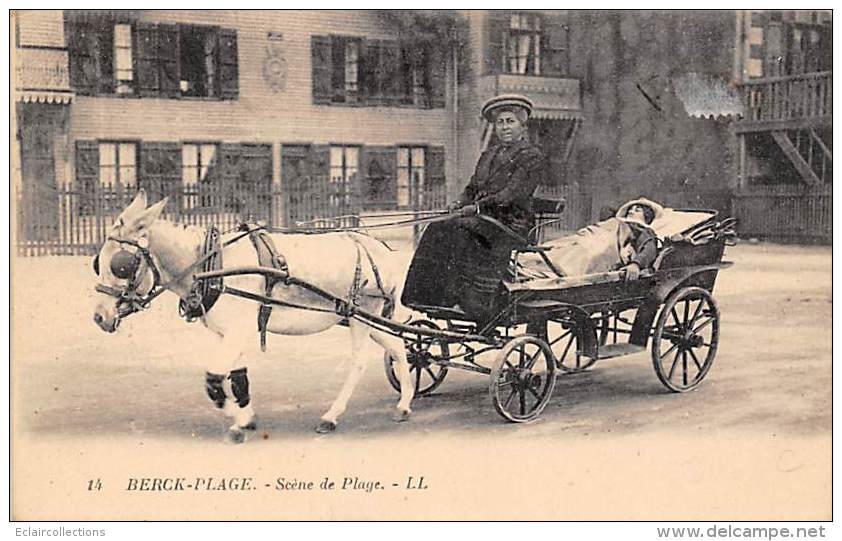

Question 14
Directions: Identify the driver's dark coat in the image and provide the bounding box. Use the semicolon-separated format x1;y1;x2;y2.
458;138;547;234
401;138;547;316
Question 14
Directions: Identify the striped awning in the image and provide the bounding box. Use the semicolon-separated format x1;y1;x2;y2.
532;108;583;121
15;91;73;104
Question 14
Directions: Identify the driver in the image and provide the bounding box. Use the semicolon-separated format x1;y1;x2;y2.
402;94;547;325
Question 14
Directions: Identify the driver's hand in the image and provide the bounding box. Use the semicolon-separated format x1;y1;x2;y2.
459;204;479;217
447;200;464;212
623;262;641;281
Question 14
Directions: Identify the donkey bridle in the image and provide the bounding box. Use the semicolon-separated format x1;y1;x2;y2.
93;236;164;321
93;227;257;324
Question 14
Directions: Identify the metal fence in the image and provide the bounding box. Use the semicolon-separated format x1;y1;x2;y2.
732;183;831;243
14;180;591;256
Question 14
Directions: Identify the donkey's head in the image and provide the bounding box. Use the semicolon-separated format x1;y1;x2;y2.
92;190;168;333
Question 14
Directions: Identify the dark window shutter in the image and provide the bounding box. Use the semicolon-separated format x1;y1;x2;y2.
280;144;312;226
382;41;402;106
311;145;331;179
97;24;115;94
237;144;272;221
66;22;97;96
485;11;508;74
426;45;447;109
543;12;569;76
157;24;181;98
140;142;181;210
360;39;379;104
220;143;243;212
218;28;239;100
75;140;99;214
136;23;160;97
362;146;397;209
311;35;333;104
330;38;347;103
427;146;446;186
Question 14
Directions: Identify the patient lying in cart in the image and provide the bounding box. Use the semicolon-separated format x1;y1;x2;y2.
518;198;714;280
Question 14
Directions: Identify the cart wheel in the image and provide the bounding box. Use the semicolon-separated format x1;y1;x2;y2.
546;319;597;373
489;335;557;422
384;320;449;396
651;287;720;392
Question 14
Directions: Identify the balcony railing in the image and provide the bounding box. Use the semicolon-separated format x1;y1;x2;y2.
738;71;832;125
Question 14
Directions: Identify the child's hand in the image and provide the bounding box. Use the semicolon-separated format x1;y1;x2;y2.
623;262;641;281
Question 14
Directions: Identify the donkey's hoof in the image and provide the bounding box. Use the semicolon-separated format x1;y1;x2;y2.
392;409;411;423
242;416;259;431
227;427;246;444
315;420;337;434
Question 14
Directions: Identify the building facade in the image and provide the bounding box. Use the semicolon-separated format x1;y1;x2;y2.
13;9;459;252
13;10;832;254
731;10;832;242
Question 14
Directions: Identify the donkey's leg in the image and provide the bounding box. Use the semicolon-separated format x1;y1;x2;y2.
317;319;370;433
204;333;258;443
370;329;413;422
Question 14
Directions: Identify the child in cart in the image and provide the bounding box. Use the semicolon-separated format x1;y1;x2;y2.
615;198;659;281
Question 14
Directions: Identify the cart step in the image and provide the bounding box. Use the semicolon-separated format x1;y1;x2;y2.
597;343;646;359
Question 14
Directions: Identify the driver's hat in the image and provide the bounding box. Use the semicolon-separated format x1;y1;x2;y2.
481;94;534;122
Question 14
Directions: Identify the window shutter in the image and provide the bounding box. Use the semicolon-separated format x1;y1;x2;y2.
220;143;243;212
280;144;312;226
311;144;334;217
360;39;379;104
362;146;397;209
66;22;97;96
543;11;569;76
75;140;99;215
382;41;402;106
485;11;508;74
157;24;181;98
136;23;160;97
311;35;333;104
237;144;272;221
218;28;239;100
427;44;447;109
140;142;181;212
427;146;446;187
96;24;115;94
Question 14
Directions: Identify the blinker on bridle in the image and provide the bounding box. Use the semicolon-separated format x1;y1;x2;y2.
93;236;162;320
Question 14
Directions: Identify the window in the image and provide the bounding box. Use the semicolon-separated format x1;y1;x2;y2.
97;142;137;213
113;23;134;94
182;143;219;209
99;142;137;190
326;37;362;103
330;146;359;207
312;35;445;108
506;13;542;75
487;11;569;77
67;15;238;99
397;147;425;208
180;26;217;97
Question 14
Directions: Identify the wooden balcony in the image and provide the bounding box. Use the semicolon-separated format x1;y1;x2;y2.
735;71;832;133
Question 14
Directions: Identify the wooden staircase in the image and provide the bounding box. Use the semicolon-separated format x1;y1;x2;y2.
771;129;832;185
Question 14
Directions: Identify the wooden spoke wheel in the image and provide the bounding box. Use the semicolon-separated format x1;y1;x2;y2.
489;335;557;422
546;319;597;373
384;320;449;396
651;287;720;392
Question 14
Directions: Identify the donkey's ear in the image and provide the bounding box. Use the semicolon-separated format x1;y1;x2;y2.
130;197;169;235
119;189;148;222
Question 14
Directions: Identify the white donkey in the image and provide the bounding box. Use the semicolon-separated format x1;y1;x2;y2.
92;190;414;442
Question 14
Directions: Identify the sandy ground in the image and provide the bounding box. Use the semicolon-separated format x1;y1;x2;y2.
10;242;832;520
